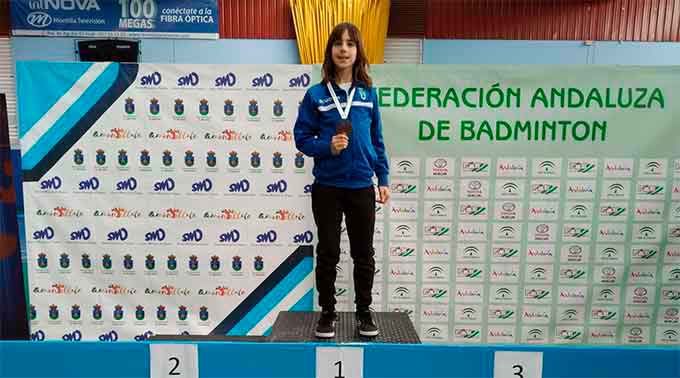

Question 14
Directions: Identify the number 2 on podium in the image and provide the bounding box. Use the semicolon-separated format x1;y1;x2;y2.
150;344;198;378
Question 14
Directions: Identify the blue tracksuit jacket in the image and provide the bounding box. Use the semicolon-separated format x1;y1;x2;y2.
293;80;389;189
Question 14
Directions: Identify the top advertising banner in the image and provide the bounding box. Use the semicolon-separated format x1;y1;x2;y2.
11;0;219;39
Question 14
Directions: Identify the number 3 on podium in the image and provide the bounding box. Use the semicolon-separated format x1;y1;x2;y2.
494;351;543;378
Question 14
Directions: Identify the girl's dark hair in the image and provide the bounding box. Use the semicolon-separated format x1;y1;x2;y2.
321;22;372;87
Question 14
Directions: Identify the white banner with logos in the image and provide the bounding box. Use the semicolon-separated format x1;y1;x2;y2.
19;63;315;341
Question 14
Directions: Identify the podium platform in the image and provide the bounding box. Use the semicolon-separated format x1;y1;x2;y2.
2;340;678;378
149;311;420;343
269;311;421;343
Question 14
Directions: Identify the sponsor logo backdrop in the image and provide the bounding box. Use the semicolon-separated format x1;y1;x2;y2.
20;63;314;340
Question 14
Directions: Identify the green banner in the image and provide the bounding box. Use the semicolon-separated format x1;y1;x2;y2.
377;65;676;156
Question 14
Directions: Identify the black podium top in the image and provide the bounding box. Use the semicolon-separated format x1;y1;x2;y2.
269;311;421;344
149;311;421;344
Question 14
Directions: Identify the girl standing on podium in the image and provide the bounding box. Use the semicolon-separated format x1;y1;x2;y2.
294;22;390;338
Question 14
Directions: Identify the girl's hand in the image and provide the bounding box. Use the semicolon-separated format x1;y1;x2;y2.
377;186;390;204
331;134;349;155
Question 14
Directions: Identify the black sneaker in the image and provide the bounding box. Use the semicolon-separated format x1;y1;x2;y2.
315;310;337;338
356;311;379;337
